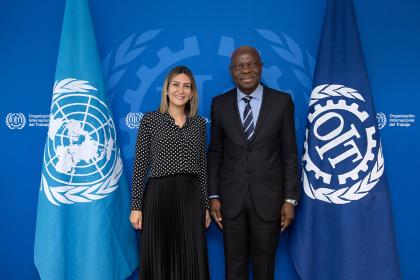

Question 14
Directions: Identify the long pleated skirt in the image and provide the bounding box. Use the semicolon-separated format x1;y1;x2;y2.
139;173;210;280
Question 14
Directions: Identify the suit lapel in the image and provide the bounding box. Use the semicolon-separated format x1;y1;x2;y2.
227;89;248;144
250;86;270;143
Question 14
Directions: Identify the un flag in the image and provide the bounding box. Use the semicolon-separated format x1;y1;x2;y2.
34;0;138;279
289;0;401;279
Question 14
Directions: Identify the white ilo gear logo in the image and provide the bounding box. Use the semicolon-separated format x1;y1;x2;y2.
302;84;385;204
6;113;26;129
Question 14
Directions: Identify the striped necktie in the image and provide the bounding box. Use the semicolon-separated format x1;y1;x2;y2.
242;96;254;141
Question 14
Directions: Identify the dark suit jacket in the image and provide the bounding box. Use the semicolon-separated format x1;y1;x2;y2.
207;85;299;221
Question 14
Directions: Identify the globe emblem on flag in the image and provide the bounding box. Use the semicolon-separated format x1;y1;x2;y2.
302;84;385;204
41;79;123;205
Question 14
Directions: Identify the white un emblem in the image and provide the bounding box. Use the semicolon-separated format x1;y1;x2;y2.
302;84;385;204
41;78;122;206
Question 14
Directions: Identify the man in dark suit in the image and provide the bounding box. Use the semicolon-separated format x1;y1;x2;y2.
208;46;299;280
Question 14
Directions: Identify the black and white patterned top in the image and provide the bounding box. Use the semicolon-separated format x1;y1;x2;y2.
131;111;209;210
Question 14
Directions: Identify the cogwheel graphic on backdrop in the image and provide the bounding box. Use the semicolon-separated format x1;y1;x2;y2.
302;84;385;204
102;30;201;157
122;37;200;155
103;29;315;161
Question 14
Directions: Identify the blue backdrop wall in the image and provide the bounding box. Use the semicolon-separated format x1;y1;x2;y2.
1;0;419;279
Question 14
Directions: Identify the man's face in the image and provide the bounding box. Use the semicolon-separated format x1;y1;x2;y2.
230;48;262;94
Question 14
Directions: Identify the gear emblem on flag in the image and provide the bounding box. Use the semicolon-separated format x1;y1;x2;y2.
302;84;384;204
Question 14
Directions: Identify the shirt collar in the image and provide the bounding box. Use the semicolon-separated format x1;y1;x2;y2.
163;111;192;126
236;84;263;103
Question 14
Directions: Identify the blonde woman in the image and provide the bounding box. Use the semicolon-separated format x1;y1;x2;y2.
130;66;210;280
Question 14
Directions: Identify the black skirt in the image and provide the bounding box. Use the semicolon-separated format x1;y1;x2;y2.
139;174;209;280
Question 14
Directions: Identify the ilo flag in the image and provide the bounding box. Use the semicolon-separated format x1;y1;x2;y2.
34;0;138;279
289;0;401;279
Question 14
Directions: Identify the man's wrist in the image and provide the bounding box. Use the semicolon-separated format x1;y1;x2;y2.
285;198;298;207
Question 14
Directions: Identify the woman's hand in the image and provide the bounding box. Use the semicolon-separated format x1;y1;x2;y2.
205;209;211;229
130;210;143;230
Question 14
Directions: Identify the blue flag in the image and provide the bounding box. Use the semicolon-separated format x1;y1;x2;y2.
34;0;138;279
289;0;401;279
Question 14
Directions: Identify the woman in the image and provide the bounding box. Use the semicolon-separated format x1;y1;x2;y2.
130;66;211;280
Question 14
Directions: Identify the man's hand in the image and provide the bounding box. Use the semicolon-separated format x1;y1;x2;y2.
130;210;143;230
210;199;223;229
280;202;295;232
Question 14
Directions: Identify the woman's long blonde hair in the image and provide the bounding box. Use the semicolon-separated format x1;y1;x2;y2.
159;66;198;117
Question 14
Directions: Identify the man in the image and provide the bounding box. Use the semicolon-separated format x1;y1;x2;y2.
208;46;299;280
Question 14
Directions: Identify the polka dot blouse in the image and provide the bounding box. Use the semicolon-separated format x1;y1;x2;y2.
131;111;209;210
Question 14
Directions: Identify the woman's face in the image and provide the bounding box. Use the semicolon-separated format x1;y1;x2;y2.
167;73;193;109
